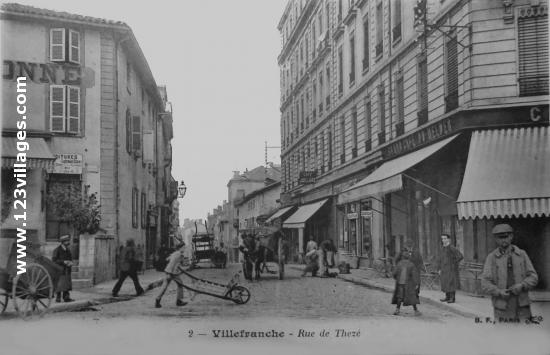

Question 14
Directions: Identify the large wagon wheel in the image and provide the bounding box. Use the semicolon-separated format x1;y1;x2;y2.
0;293;7;314
277;237;285;280
12;263;53;318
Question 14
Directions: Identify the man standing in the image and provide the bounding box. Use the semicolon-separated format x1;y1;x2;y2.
436;234;463;303
155;242;189;308
52;235;74;302
481;224;538;321
112;239;144;297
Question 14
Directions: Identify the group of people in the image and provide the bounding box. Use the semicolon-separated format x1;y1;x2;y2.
301;236;337;277
388;224;539;321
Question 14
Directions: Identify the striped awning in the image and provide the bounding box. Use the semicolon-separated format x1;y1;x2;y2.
1;137;56;169
457;127;550;219
264;206;294;224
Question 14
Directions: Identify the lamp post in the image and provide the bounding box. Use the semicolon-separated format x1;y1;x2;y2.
178;180;187;199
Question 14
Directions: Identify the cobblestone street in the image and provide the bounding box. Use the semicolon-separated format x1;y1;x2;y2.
50;264;458;320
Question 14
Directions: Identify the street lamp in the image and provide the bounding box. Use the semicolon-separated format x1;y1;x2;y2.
178;180;187;199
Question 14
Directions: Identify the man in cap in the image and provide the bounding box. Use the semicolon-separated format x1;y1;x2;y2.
481;224;538;321
155;241;190;308
51;234;74;302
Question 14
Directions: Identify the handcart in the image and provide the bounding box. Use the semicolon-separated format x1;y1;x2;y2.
0;240;62;318
178;269;250;304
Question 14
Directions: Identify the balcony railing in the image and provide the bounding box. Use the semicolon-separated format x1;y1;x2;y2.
395;121;404;137
364;138;372;152
378;131;386;144
417;108;428;126
375;42;383;57
392;23;402;43
445;90;459;112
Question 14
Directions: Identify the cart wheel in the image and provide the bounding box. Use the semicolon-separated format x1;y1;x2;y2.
0;293;7;314
229;285;250;304
12;264;53;318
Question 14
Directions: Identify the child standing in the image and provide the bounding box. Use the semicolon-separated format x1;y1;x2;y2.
155;242;189;308
391;248;421;316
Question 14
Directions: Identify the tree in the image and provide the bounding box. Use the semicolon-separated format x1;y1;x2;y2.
46;184;101;235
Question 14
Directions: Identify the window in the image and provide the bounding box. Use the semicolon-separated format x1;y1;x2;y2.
126;61;132;93
46;174;81;240
328;127;333;169
132;188;139;228
417;55;428;125
126;109;142;156
326;2;331;31
338;0;343;23
141;192;147;229
392;0;402;43
518;7;549;96
445;32;459;112
362;17;370;71
340;116;346;163
351;107;358;156
50;85;80;134
349;34;356;84
50;28;80;63
364;98;372;151
319;71;324;113
395;73;405;136
325;65;331;108
375;2;383;57
378;84;386;144
338;46;344;94
320;133;326;172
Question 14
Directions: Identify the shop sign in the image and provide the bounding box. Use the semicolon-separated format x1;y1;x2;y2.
360;210;373;218
298;170;317;185
346;212;358;219
53;153;82;174
3;60;95;88
382;118;453;159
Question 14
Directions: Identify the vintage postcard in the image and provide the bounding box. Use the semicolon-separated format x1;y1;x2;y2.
0;0;549;354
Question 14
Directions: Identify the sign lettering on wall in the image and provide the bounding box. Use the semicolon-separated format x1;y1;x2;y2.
53;153;83;174
3;60;95;88
382;118;453;159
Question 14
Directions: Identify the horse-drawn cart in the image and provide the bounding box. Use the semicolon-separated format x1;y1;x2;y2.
0;240;62;318
240;227;287;281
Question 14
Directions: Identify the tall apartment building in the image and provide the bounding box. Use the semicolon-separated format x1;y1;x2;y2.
1;4;177;283
278;0;549;291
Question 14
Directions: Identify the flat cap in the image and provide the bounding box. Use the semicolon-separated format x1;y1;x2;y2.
59;234;70;242
491;224;513;235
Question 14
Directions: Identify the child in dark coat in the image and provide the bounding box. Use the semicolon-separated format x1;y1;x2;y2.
391;248;421;316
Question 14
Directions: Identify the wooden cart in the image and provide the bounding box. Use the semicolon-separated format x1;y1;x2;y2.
0;240;62;318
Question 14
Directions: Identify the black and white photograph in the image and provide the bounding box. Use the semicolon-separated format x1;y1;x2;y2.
0;0;549;354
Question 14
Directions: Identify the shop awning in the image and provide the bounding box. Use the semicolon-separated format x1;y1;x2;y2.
457;127;550;219
283;199;328;229
264;206;294;224
1;137;56;169
338;134;460;204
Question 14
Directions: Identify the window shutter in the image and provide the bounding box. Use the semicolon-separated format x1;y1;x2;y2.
69;30;80;64
396;76;404;122
67;86;80;133
126;110;132;153
50;28;65;62
418;58;428;111
50;85;66;132
518;10;549;96
132;115;142;152
445;34;459;111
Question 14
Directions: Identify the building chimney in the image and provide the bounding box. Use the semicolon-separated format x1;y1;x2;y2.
233;171;240;178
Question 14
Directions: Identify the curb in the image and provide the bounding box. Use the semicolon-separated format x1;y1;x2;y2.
49;277;165;313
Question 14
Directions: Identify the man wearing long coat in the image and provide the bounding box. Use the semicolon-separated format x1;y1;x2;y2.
436;234;463;303
51;234;74;302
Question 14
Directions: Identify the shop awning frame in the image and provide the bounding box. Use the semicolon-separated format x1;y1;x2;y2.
283;199;329;229
338;134;460;205
1;137;56;170
457;126;550;219
264;206;294;224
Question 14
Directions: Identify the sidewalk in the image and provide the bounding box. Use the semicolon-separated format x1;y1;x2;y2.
48;269;165;313
290;264;549;319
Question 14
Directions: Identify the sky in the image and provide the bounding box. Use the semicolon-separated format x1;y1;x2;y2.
8;0;287;221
